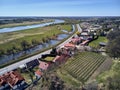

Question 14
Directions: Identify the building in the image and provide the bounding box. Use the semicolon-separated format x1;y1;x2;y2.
26;59;39;69
80;40;89;46
71;37;81;45
0;71;26;90
35;70;42;79
64;43;76;50
39;61;52;71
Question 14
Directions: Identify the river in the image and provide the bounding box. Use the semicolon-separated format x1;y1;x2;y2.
0;23;75;65
0;19;64;33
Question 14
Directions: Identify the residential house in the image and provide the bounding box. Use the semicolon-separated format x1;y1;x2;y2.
71;37;81;45
80;40;89;46
64;43;76;50
26;59;39;69
0;71;26;90
35;70;42;79
39;61;52;71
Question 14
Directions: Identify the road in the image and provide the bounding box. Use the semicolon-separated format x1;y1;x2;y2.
0;25;77;75
76;24;82;33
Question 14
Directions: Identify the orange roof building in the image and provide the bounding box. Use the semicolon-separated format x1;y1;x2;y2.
0;71;24;88
35;70;42;79
39;61;51;70
81;40;89;45
64;43;75;48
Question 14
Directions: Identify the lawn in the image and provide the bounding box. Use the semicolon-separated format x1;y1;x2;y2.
19;69;36;84
89;36;108;48
57;69;81;87
96;60;120;83
0;24;72;54
44;56;55;61
61;25;72;32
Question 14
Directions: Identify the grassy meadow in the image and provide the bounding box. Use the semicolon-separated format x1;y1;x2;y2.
0;24;72;55
89;36;108;48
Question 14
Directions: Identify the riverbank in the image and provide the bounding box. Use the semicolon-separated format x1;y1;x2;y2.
0;19;54;29
0;24;74;68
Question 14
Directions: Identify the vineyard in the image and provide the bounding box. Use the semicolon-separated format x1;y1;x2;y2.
58;52;106;83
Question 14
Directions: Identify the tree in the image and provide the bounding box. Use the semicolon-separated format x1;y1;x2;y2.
42;38;46;43
21;40;31;53
0;49;5;56
106;29;120;58
32;39;39;46
107;30;120;41
6;48;13;55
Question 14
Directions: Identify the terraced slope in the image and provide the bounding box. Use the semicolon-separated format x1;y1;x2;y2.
61;52;106;82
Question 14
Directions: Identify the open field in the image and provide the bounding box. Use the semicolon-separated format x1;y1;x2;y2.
89;36;108;48
0;19;53;28
0;24;75;68
96;60;120;83
0;24;72;54
57;52;106;86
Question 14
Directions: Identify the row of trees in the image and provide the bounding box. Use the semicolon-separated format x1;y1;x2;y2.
0;17;43;25
0;35;54;56
106;29;120;58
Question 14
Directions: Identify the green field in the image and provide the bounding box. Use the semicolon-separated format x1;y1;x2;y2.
96;59;120;89
0;24;72;55
97;60;120;82
44;56;55;61
0;24;75;68
89;36;108;48
57;52;106;86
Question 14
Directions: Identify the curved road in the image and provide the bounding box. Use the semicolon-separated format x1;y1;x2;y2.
0;25;79;75
76;24;82;33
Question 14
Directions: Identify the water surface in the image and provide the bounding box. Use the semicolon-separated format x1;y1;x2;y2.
0;19;64;33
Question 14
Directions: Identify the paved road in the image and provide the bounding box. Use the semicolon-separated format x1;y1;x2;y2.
0;25;77;75
76;24;82;33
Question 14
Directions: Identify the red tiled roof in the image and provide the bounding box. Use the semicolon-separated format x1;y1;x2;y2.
64;43;75;47
81;40;89;45
35;70;42;76
0;76;6;85
0;71;24;87
10;71;24;81
39;61;50;70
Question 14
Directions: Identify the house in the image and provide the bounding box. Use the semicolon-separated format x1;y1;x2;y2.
64;43;76;50
35;70;42;79
8;71;25;88
0;76;6;86
71;37;81;45
0;71;25;90
26;59;39;69
39;61;51;71
80;40;89;46
0;75;10;90
57;46;71;56
53;55;69;64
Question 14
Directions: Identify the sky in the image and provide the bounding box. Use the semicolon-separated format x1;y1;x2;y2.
0;0;120;16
